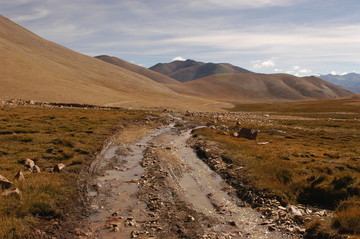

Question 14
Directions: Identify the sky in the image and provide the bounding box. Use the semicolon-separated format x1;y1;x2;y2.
3;0;360;76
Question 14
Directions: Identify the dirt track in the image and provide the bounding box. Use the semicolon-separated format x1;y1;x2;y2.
84;114;300;239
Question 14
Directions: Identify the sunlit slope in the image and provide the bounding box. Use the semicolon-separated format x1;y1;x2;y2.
0;16;229;111
95;55;180;85
168;73;354;102
150;59;252;82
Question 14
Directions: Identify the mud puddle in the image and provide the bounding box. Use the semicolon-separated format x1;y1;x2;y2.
163;129;287;238
88;125;173;238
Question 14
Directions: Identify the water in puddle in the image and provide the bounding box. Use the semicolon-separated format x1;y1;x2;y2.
88;126;172;239
170;129;286;238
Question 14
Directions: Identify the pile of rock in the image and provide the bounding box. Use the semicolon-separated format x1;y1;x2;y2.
190;137;334;237
0;158;67;198
0;99;44;107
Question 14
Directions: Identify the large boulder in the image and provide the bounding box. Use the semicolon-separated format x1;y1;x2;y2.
0;175;13;189
238;128;259;140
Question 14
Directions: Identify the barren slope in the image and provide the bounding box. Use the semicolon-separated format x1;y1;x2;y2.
95;55;180;85
0;16;229;111
150;59;252;82
168;73;354;102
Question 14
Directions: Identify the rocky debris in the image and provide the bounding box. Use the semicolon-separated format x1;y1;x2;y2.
137;147;212;239
189;136;335;238
24;158;35;169
0;99;46;107
13;171;25;181
0;175;13;189
257;142;269;145
23;158;42;173
32;165;41;173
124;217;136;227
0;98;125;110
54;163;66;172
1;187;21;198
44;166;54;173
237;128;259;140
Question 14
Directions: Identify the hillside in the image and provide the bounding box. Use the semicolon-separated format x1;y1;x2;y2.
168;73;354;102
95;55;180;85
319;73;360;93
0;16;230;111
150;59;252;82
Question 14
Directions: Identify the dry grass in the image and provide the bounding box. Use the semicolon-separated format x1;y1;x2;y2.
0;106;148;238
230;96;360;116
195;98;360;235
332;197;360;234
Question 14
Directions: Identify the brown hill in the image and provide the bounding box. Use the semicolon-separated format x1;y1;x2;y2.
150;59;252;82
95;55;180;85
0;16;231;111
167;73;354;102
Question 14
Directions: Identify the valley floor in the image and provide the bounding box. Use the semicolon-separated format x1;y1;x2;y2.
0;101;359;238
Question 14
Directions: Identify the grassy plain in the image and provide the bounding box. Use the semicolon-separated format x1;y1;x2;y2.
196;97;360;234
0;106;148;238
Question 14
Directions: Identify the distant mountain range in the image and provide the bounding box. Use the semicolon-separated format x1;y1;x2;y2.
149;59;252;82
318;73;360;93
0;16;224;111
97;56;353;102
0;15;355;110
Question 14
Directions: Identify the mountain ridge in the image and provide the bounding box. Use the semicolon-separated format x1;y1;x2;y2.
95;55;180;85
0;15;229;111
166;73;354;102
319;73;360;93
149;59;252;82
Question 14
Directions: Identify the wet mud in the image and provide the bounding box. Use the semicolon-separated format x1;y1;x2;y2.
87;120;292;238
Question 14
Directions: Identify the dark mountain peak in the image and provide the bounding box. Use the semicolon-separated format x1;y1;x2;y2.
150;59;252;82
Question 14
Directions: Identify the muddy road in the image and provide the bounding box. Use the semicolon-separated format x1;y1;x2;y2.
86;116;292;238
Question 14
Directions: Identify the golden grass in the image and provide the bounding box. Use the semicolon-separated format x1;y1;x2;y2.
195;99;360;235
0;106;148;238
332;197;360;234
195;119;360;207
230;97;360;115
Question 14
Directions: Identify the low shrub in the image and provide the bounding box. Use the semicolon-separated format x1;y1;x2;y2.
332;196;360;234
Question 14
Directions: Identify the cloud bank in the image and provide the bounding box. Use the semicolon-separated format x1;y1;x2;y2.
3;0;360;75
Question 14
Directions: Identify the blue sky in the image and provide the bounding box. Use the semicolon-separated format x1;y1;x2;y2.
3;0;360;76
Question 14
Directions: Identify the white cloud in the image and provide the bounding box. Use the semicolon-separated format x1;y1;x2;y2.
12;8;49;21
284;66;312;76
251;59;276;69
172;56;185;61
330;71;349;76
298;69;312;74
3;0;360;73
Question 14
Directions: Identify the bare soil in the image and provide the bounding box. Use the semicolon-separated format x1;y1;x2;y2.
83;115;297;239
